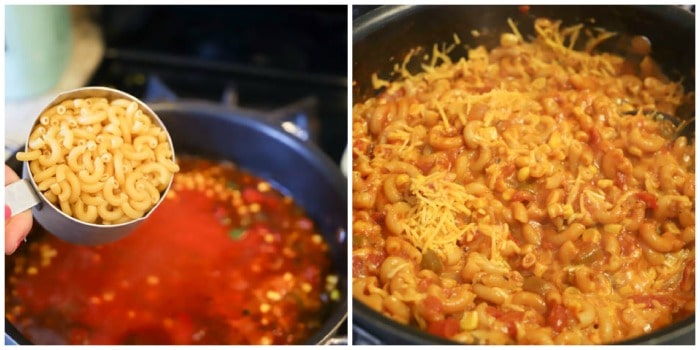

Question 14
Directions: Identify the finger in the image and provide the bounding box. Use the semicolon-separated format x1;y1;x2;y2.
5;210;33;255
5;165;21;186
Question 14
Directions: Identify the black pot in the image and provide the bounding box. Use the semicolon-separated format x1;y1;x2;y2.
352;5;694;345
4;101;348;345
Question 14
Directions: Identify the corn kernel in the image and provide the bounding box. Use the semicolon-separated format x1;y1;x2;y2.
257;182;271;192
266;291;282;301
502;188;515;201
460;311;479;330
548;131;562;149
562;204;574;218
330;289;340;301
326;274;339;286
517;167;530;182
597;179;613;189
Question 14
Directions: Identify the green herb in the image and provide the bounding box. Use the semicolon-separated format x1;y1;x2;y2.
228;227;247;240
226;181;239;190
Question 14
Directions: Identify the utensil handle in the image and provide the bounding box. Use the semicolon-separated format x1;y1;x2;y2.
322;335;348;345
268;96;319;143
5;178;41;216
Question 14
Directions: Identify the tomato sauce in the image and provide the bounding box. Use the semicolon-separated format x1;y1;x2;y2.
6;157;339;345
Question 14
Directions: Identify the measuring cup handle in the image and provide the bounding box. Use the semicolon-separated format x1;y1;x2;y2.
5;178;41;217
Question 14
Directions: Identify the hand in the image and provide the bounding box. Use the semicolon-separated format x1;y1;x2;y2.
5;165;33;254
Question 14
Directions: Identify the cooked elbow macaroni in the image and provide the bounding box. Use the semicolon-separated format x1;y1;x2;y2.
16;96;180;225
352;18;694;345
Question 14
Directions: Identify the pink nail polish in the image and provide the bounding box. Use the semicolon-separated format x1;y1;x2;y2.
5;205;11;220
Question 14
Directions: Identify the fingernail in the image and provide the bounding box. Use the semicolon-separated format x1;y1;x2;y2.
5;205;11;220
16;237;25;249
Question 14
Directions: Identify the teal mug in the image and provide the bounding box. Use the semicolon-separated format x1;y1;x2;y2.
5;5;72;100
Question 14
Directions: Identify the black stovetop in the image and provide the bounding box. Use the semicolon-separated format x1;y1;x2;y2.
87;5;347;163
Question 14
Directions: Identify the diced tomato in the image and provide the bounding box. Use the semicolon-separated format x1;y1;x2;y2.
546;303;570;333
303;265;321;282
518;5;530;13
426;318;460;338
419;295;444;323
296;218;313;230
485;305;504;318
502;164;516;178
486;307;522;339
171;313;194;345
352;252;384;277
417;278;430;293
242;188;264;203
635;191;658;210
499;311;523;339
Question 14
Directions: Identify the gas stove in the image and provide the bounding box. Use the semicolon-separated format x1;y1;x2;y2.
88;5;347;163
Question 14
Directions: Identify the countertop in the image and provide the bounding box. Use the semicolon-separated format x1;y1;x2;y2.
4;6;104;161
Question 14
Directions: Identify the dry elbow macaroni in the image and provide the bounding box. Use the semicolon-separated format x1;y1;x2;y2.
16;97;180;225
352;18;695;345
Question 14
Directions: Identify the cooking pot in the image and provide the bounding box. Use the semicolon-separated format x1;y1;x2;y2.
352;5;694;345
4;100;348;345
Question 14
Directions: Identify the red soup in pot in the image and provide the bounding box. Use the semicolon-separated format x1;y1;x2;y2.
6;156;340;345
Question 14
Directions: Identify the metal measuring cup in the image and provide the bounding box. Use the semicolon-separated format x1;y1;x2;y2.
5;87;176;246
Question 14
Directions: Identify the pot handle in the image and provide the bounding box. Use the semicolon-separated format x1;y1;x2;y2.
5;178;41;217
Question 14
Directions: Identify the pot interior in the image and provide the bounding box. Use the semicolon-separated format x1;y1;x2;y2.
352;4;694;345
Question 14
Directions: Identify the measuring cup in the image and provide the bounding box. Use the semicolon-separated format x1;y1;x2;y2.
5;86;176;246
